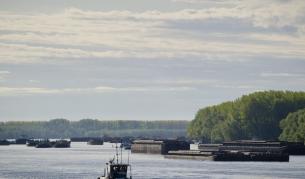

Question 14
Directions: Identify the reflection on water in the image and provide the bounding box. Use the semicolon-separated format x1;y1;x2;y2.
0;142;305;179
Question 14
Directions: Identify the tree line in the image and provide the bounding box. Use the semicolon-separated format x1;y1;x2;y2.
2;90;304;143
187;90;305;143
0;119;189;139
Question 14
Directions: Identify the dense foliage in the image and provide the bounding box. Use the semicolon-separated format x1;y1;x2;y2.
0;119;188;139
188;91;305;143
279;108;305;142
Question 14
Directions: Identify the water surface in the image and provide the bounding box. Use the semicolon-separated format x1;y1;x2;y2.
0;142;304;179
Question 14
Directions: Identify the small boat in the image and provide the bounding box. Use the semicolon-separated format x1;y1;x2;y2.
98;144;132;179
0;139;10;145
27;139;39;147
14;138;27;144
53;140;71;148
36;140;52;148
88;139;104;145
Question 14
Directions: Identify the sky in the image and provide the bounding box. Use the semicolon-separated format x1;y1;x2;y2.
0;0;305;121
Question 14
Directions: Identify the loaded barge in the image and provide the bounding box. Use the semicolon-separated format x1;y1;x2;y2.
27;139;71;148
131;139;189;155
163;140;305;162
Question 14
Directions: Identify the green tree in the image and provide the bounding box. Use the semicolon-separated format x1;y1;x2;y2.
188;90;305;142
279;108;305;142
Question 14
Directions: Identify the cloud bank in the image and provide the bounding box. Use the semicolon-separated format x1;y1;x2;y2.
0;0;304;64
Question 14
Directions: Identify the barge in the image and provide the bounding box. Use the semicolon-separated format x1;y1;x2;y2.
131;139;189;154
165;140;295;162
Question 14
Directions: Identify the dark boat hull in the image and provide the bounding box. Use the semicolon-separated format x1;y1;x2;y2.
214;152;289;162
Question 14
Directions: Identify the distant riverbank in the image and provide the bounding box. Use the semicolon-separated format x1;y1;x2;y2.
0;119;188;139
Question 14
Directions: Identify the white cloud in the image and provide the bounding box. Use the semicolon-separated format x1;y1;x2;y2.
172;0;305;28
0;86;195;96
0;70;10;82
29;80;40;83
64;3;305;29
213;84;254;89
151;79;217;86
260;72;305;77
0;70;10;74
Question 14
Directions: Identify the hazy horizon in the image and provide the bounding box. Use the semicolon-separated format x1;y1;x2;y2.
1;0;305;121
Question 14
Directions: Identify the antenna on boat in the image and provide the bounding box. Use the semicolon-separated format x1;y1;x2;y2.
120;140;123;164
127;148;132;178
130;165;132;179
115;143;119;164
127;149;130;165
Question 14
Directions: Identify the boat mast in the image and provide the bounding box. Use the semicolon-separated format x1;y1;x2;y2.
116;143;119;164
121;140;123;164
127;150;130;164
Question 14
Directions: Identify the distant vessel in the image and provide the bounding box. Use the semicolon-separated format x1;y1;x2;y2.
15;138;27;144
53;140;71;148
98;144;132;179
36;140;52;148
88;138;104;145
27;139;40;147
26;139;71;148
0;140;10;145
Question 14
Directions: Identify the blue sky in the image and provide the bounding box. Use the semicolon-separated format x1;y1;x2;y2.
0;0;305;121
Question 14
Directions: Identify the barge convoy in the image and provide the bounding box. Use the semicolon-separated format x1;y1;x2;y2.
131;140;305;162
27;139;71;148
2;137;305;162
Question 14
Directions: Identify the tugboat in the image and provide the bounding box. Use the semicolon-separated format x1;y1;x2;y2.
98;144;132;179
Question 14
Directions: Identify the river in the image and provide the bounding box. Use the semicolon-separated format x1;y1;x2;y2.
0;142;304;179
